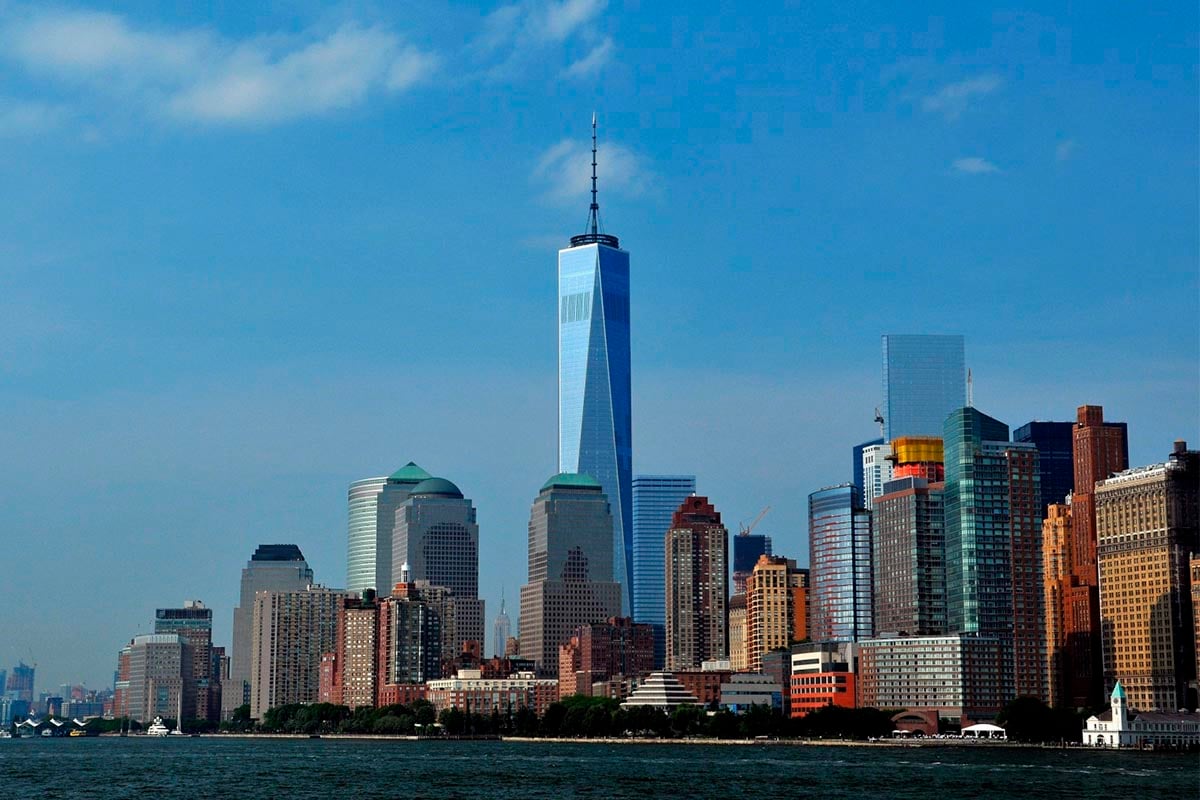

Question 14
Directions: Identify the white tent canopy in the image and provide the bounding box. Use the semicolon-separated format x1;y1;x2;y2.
961;723;1006;738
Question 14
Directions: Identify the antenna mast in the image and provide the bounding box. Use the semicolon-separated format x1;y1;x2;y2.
967;368;974;407
589;111;599;234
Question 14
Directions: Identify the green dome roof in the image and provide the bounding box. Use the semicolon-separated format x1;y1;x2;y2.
411;477;464;498
389;462;433;484
541;472;602;492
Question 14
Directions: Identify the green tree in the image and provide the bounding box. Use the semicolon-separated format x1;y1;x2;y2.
439;708;466;735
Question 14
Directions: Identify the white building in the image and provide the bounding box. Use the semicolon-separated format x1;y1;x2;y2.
719;673;783;713
1083;681;1200;749
861;443;893;510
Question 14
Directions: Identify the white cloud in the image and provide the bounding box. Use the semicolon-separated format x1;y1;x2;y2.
1;11;437;125
533;135;650;203
538;0;607;43
0;97;68;136
952;156;1000;175
1056;138;1077;162
563;37;612;79
922;74;1003;120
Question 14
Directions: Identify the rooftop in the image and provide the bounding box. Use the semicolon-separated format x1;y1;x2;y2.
541;472;602;492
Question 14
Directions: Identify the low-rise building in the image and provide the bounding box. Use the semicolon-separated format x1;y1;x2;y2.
790;643;855;718
719;673;783;713
1083;681;1200;749
425;669;558;717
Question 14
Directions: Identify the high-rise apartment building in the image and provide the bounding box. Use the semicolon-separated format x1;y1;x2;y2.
492;593;512;659
392;477;484;650
332;592;379;710
1039;406;1128;709
559;119;633;614
155;600;220;720
1096;441;1199;712
881;334;966;441
249;585;346;719
223;544;314;718
861;442;893;510
873;476;946;637
5;662;34;703
124;634;193;724
379;582;443;688
665;496;729;669
808;484;872;643
745;555;798;671
943;407;1045;701
728;594;748;671
520;474;622;674
853;438;884;494
632;475;696;665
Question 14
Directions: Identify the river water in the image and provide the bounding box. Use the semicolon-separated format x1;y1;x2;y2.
3;737;1194;799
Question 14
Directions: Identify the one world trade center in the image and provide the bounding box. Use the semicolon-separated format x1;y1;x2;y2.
558;114;633;613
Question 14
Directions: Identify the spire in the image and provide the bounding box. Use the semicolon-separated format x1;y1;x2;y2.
570;112;620;248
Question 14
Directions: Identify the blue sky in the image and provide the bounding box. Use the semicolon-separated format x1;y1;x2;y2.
0;1;1195;693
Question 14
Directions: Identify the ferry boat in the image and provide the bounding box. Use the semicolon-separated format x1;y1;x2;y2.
146;717;170;737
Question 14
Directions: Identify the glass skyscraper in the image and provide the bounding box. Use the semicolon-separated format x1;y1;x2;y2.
632;474;696;666
882;334;966;441
808;484;873;643
558;121;633;613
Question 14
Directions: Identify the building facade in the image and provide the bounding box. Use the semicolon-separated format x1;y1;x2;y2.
873;477;946;637
519;474;622;675
426;669;559;717
154;600;220;720
249;585;346;719
558;146;633;614
392;477;484;650
861;442;894;510
665;496;729;670
360;462;435;595
943;407;1046;701
492;594;512;659
1083;681;1200;748
732;532;773;596
124;634;193;724
881;334;965;441
745;555;798;672
558;616;654;698
223;544;314;718
856;634;1012;725
808;484;873;643
790;644;856;718
347;476;388;595
1096;442;1199;712
631;474;696;665
1013;420;1075;515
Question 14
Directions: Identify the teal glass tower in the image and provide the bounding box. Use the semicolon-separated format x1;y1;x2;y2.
558;115;633;613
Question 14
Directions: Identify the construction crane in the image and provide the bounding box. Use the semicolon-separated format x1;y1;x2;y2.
738;506;771;537
874;407;885;438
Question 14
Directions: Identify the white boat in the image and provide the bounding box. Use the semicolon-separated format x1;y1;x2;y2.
146;717;170;736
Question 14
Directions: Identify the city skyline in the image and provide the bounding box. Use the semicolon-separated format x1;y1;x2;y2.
1;2;1196;693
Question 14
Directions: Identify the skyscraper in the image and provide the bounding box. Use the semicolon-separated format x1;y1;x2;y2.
745;555;801;671
5;662;34;704
155;600;219;720
732;533;773;596
873;476;946;637
250;585;346;719
861;442;894;509
347;462;435;595
223;544;314;718
492;592;512;658
558;116;633;613
881;334;966;441
125;634;193;724
943;407;1045;701
852;438;884;494
632;474;696;665
1096;441;1198;712
807;484;873;643
520;473;622;674
1042;405;1128;709
665;496;729;670
391;476;484;651
1013;420;1076;514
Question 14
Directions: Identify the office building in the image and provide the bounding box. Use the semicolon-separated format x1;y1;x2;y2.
873;476;946;636
223;544;315;718
154;600;220;720
1042;501;1075;708
790;644;856;718
1096;441;1199;712
808;484;872;643
1013;420;1076;514
719;673;784;713
665;496;729;669
853;438;884;494
249;585;346;719
346;462;434;595
632;474;697;664
124;634;194;724
856;634;1012;725
392;477;484;650
520;474;622;674
558;119;633;614
492;593;512;659
732;532;773;596
943;407;1045;701
861;442;893;510
881;334;966;441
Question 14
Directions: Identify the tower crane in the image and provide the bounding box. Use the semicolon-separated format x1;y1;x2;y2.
738;506;771;537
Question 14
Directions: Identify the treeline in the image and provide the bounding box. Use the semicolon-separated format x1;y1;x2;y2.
246;696;897;740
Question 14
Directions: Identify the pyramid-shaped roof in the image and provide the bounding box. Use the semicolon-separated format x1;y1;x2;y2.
389;462;433;484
